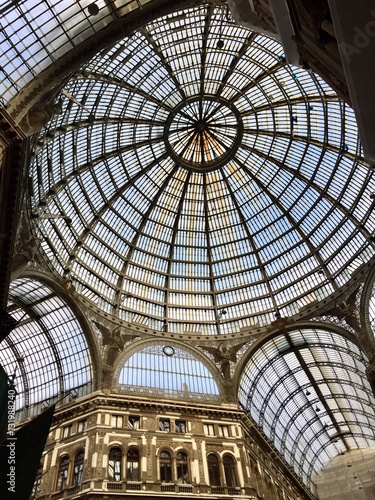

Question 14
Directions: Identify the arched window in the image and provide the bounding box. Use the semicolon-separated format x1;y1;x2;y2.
207;454;221;486
223;454;237;487
72;451;84;486
108;447;122;482
31;464;43;498
126;447;140;481
176;451;189;484
160;451;173;483
56;456;69;490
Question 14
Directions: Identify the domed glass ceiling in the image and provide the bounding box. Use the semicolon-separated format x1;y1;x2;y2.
30;3;375;335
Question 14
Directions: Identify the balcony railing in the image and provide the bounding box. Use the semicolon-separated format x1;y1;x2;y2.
49;481;244;497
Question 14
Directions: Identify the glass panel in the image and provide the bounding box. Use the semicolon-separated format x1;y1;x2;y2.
126;448;139;481
117;343;220;402
177;451;189;484
207;454;221;486
72;451;84;486
160;451;172;483
31;464;43;498
0;0;159;103
56;456;69;490
223;454;237;487
175;420;186;433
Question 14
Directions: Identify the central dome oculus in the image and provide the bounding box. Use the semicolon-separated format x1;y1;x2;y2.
165;97;243;171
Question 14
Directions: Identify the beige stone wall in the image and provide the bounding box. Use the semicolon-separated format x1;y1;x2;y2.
315;447;375;499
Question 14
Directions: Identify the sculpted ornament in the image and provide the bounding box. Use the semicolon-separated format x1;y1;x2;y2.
18;99;63;136
199;341;248;379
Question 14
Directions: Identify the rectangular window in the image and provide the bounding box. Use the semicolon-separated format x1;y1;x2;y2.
78;419;87;433
127;460;139;481
111;415;123;428
128;415;140;429
63;424;72;438
175;420;186;433
218;425;229;437
159;418;170;431
204;423;215;435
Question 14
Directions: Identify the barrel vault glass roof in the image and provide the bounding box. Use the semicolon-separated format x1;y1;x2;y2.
29;3;375;335
238;328;375;490
0;0;158;105
2;278;93;420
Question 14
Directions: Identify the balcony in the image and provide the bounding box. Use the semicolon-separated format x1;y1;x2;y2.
48;481;244;497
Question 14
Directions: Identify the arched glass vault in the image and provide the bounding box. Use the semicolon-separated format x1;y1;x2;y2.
2;277;93;420
29;4;375;337
115;340;222;402
238;327;375;491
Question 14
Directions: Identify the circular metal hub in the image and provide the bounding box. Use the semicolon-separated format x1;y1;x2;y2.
165;97;243;171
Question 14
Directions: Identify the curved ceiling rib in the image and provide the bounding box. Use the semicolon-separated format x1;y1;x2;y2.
113;165;179;312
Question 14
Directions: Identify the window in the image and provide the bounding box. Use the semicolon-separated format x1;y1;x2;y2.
72;451;84;486
159;418;170;431
31;464;43;498
207;454;221;486
176;451;189;484
56;456;69;490
175;420;186;433
160;451;173;483
111;415;123;428
63;424;72;438
128;415;140;429
223;454;237;487
78;419;87;433
108;447;122;481
218;425;229;437
204;423;215;435
126;447;140;481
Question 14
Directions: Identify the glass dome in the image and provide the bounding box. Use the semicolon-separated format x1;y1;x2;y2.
30;4;375;336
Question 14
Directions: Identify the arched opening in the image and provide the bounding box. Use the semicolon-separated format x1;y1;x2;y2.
176;451;189;484
238;327;375;490
56;456;69;490
31;463;43;498
72;451;84;486
126;447;140;481
108;447;122;482
160;451;173;483
2;277;93;419
207;453;221;486
223;454;237;487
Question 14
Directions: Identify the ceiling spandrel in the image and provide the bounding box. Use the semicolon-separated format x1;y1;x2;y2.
30;4;375;335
